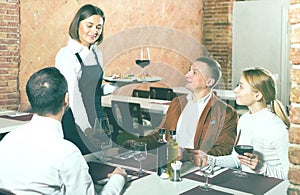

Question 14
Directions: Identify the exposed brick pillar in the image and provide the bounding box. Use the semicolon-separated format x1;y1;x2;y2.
203;0;234;89
288;0;300;194
0;0;20;110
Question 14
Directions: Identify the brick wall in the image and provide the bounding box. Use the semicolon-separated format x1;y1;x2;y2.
288;0;300;193
17;0;204;111
0;0;235;109
0;0;19;110
203;0;234;89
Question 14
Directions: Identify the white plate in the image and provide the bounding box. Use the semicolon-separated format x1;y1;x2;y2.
103;76;161;83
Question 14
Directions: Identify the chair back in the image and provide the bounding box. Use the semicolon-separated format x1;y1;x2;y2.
132;89;150;98
149;87;175;101
111;100;145;138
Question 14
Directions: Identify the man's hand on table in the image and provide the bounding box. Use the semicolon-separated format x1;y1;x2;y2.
107;167;127;179
178;147;208;167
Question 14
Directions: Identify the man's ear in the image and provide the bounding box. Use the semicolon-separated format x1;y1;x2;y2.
64;92;69;107
207;78;215;87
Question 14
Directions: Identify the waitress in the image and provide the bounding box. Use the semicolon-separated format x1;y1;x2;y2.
55;4;116;154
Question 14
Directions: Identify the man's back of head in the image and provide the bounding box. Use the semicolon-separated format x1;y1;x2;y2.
26;67;68;116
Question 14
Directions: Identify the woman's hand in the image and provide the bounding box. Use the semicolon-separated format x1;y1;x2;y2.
238;153;259;170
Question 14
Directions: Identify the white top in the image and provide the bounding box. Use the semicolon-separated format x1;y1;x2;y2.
212;108;290;179
55;38;116;131
176;92;211;149
0;115;125;195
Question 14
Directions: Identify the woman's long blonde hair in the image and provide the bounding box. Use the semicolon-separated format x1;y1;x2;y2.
242;67;290;128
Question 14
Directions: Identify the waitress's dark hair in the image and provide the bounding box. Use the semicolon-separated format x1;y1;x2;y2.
69;4;105;45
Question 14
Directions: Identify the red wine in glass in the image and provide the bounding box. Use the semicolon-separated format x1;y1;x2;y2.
233;145;253;177
234;145;253;155
136;47;151;77
135;59;150;68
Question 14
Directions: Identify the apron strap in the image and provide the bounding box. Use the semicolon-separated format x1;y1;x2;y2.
91;49;103;118
75;50;100;66
75;53;84;67
91;49;100;65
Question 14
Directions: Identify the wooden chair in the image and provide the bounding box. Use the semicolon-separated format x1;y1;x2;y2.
110;100;152;143
149;86;176;101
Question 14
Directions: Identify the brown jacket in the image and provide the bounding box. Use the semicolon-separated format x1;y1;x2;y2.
142;93;238;156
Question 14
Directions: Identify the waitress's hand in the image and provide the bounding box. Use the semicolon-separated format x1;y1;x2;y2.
238;153;259;170
85;128;101;149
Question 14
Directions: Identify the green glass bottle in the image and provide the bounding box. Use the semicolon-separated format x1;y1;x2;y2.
167;130;178;179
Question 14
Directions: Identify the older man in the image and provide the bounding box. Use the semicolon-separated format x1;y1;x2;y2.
140;57;238;157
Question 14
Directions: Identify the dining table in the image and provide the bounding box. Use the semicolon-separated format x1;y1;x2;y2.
0;109;32;135
102;94;170;115
84;149;289;195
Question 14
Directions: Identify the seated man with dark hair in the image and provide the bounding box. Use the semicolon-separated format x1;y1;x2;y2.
0;67;126;195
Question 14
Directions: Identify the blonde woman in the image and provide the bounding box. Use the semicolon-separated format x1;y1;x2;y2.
195;66;290;179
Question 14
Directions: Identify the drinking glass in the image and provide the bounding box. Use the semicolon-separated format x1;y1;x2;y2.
133;142;147;177
136;47;151;77
199;157;214;191
233;145;254;177
93;117;112;161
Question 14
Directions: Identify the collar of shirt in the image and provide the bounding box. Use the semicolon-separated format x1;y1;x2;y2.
68;38;98;58
29;114;64;139
186;91;212;104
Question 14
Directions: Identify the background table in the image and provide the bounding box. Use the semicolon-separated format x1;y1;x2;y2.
0;110;32;135
102;95;169;115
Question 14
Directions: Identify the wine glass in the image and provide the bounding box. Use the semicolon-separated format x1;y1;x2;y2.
233;145;254;177
199;157;214;191
133;142;147;177
93;117;112;161
136;47;151;78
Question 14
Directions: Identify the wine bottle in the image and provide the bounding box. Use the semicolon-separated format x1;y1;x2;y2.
157;128;168;178
167;130;178;179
